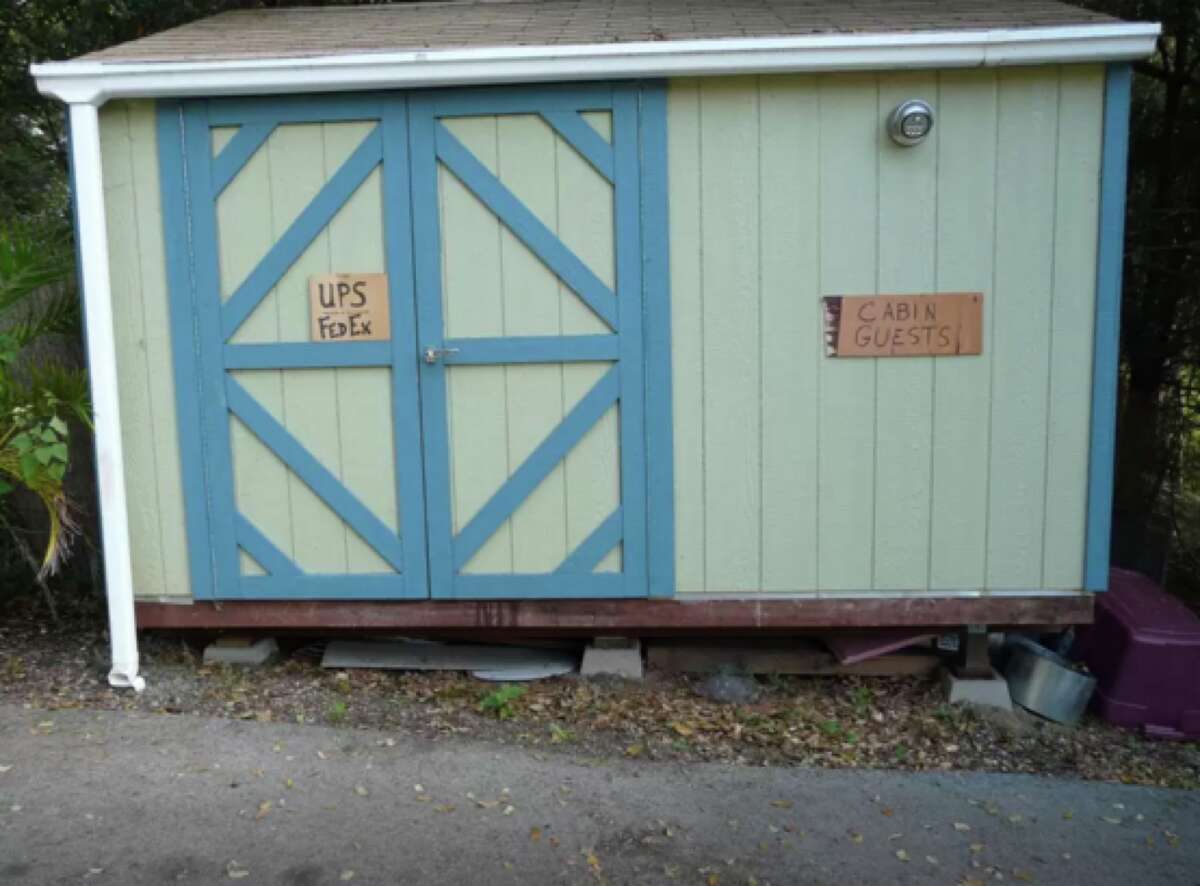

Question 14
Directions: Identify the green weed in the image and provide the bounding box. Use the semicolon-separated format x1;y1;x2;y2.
478;684;527;720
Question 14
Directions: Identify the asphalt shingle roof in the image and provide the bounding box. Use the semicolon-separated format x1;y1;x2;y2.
79;0;1121;63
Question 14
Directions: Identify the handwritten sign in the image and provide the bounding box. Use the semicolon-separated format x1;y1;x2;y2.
822;293;983;357
309;273;390;342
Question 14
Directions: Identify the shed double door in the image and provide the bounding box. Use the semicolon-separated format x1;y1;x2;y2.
162;86;651;600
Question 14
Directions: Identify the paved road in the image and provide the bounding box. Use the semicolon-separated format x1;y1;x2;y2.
0;704;1196;885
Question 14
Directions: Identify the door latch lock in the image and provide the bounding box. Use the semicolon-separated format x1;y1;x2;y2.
422;346;460;364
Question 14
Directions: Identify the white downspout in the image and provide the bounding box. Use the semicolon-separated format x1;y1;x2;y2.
68;102;144;692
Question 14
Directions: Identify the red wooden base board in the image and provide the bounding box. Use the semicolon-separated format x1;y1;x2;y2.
136;595;1092;634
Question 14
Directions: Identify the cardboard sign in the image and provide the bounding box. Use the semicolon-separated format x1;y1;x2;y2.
822;293;983;357
309;273;390;342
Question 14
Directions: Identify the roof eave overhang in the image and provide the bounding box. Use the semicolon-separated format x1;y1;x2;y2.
32;22;1161;105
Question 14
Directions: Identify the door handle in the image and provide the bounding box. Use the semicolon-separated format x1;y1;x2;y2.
422;346;460;364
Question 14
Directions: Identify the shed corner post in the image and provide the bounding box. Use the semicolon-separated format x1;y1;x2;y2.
67;100;145;693
1083;62;1134;595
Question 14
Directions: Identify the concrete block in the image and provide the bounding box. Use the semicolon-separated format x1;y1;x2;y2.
203;637;279;666
581;638;642;680
941;666;1012;712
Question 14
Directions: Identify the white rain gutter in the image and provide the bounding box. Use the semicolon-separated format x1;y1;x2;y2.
66;104;144;692
33;23;1160;105
34;21;1158;692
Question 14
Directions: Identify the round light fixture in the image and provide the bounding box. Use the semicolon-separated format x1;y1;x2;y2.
888;99;935;147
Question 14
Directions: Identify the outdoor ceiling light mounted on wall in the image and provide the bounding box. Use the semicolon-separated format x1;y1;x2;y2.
888;99;935;146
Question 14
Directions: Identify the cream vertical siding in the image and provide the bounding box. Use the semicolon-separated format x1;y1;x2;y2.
99;101;190;598
668;66;1104;594
101;68;1104;601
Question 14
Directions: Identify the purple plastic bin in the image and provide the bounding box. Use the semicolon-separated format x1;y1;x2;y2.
1074;568;1200;740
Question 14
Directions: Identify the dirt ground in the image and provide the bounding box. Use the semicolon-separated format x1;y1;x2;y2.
0;594;1197;790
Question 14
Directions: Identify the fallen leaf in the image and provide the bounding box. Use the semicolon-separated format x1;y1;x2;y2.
285;778;294;790
226;861;249;880
969;843;985;854
882;807;894;816
927;856;940;866
1013;870;1034;882
0;765;11;774
849;833;864;844
625;744;644;757
671;722;694;737
1062;810;1073;820
530;826;542;842
434;804;456;813
354;785;369;797
1101;817;1122;825
340;871;355;881
895;849;910;862
585;850;601;873
954;822;972;832
503;804;515;816
771;800;793;810
255;800;272;821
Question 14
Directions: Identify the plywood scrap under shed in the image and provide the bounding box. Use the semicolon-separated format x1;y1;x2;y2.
322;639;576;680
646;639;940;676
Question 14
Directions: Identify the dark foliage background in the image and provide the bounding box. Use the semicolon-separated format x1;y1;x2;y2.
0;0;1197;605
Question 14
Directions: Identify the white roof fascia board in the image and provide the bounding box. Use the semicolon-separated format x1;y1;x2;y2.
33;22;1160;105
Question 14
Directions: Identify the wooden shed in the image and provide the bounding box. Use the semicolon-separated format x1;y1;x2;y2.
32;0;1159;689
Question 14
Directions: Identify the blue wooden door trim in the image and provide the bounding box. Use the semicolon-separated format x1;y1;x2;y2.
382;93;433;599
451;366;621;571
613;88;649;597
235;514;302;578
410;82;669;600
225;377;408;571
556;509;623;574
638;81;676;599
158;82;674;602
539;109;615;181
1084;63;1133;593
210;122;275;196
181;100;243;600
221;125;383;339
157;101;218;600
433;123;619;330
158;94;428;600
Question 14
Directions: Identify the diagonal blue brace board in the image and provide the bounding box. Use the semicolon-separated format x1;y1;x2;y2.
221;125;383;340
539;109;615;182
235;513;302;577
211;122;276;196
225;377;406;571
555;508;623;574
434;122;619;331
453;365;621;571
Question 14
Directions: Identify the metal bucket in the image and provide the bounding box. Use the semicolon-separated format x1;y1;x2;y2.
1003;636;1097;725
